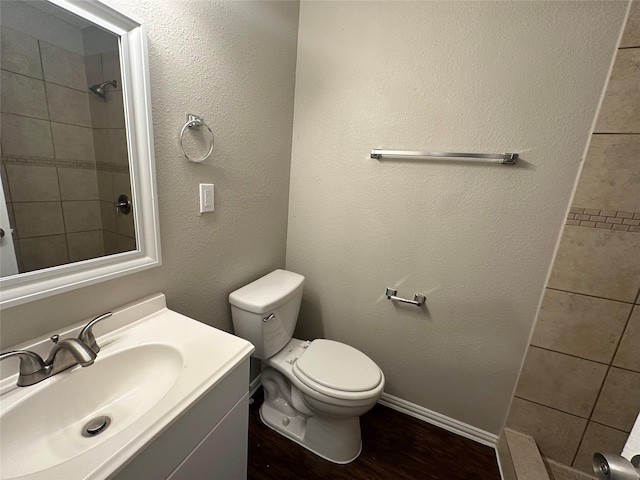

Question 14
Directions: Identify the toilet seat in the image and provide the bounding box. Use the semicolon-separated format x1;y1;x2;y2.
292;339;383;400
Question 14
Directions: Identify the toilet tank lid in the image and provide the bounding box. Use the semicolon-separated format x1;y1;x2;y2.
229;269;305;314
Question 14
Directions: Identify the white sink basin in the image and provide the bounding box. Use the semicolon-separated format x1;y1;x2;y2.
1;344;182;478
0;294;254;480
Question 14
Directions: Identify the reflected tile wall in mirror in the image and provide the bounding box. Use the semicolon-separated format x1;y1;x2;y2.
0;1;135;276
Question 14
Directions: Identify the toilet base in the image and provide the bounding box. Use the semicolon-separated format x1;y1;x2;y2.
259;400;362;464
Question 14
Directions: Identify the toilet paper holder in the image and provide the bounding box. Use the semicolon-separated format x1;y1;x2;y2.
385;288;426;307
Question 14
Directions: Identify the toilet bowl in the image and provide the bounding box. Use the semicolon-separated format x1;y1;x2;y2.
260;337;384;463
229;269;385;463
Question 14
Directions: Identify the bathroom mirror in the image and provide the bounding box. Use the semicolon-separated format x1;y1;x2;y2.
0;0;161;308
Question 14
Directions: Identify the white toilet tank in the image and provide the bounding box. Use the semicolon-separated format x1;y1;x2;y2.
229;269;305;359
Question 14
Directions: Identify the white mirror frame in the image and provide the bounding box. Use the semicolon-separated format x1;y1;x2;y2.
0;0;161;309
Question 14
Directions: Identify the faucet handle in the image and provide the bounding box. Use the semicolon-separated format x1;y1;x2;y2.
0;350;45;377
78;312;113;354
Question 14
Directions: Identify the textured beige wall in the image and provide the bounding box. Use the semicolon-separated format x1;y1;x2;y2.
286;1;628;435
0;1;299;348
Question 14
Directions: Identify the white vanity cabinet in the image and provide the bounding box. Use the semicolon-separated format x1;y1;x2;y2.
167;392;249;480
112;359;251;480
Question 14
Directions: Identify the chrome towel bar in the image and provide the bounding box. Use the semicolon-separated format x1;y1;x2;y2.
371;149;518;164
385;288;426;307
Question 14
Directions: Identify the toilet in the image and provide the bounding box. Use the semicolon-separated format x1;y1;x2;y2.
229;269;385;464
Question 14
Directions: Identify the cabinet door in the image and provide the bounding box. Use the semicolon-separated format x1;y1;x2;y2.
168;393;249;480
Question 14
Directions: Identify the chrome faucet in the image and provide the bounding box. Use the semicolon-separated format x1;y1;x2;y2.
45;337;96;367
0;311;112;387
0;337;96;387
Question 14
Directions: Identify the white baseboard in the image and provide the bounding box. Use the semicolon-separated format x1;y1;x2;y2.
378;393;498;448
248;376;497;448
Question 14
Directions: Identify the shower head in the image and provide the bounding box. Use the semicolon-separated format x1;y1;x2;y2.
89;80;118;99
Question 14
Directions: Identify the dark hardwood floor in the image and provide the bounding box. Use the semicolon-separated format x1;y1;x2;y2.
247;390;501;480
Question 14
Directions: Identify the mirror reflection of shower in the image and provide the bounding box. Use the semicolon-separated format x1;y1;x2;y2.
0;0;136;277
89;80;118;99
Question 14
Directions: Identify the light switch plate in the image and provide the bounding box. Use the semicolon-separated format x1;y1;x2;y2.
199;184;214;213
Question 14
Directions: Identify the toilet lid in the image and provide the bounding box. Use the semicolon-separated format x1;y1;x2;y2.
293;339;382;392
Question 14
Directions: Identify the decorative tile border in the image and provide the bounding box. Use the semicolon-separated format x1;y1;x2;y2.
1;154;129;173
567;207;640;232
95;163;130;174
1;153;95;170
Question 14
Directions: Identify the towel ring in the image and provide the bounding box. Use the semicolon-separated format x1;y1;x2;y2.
179;114;214;163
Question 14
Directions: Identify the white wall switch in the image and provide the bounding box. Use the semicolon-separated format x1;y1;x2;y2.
199;184;214;213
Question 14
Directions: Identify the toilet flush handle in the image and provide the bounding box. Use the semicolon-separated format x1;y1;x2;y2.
263;313;275;323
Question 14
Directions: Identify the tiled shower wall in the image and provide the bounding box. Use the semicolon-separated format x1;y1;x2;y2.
84;41;136;256
1;25;102;272
0;15;134;273
507;3;640;477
